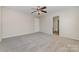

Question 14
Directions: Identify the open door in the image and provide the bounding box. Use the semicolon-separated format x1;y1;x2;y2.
53;16;59;35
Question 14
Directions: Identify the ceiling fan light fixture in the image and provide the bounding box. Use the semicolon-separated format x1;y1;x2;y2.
37;10;43;15
32;6;47;15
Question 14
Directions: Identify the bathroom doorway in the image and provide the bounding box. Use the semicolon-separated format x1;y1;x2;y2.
53;16;59;35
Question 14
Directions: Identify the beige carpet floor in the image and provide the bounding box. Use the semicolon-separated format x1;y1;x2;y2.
0;32;79;52
48;34;79;52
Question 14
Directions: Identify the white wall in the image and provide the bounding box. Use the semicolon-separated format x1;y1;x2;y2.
2;7;79;40
40;8;79;40
34;17;40;32
2;7;39;38
0;7;1;40
40;14;53;35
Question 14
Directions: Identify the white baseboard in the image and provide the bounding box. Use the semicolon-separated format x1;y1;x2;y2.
2;32;40;39
60;35;79;40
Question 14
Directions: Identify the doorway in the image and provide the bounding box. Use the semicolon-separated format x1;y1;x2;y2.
53;16;59;35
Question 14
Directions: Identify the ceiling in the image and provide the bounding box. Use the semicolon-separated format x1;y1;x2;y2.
3;6;79;16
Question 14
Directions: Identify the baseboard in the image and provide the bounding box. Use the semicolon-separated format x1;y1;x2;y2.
2;32;40;39
60;35;79;40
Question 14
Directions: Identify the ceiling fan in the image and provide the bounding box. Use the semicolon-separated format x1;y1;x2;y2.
32;6;47;15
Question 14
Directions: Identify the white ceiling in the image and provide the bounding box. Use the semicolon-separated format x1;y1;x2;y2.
3;6;79;16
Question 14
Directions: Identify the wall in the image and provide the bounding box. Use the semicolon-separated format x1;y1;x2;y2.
40;14;53;35
2;7;79;40
2;7;39;38
34;17;40;32
40;8;79;40
0;7;2;41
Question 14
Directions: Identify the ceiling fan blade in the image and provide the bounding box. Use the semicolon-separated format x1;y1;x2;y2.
41;10;47;13
41;6;47;9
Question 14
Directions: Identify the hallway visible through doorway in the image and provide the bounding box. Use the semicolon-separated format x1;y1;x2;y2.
53;16;59;35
